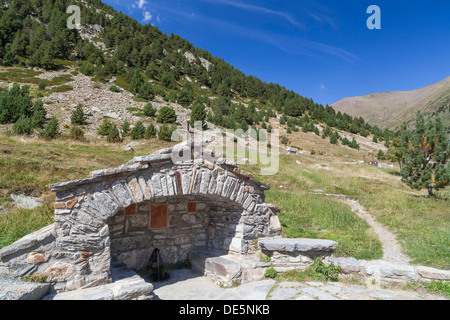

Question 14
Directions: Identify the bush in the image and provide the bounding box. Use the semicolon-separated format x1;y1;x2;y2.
130;121;146;140
30;100;47;128
69;126;85;141
121;120;131;136
79;61;95;76
109;85;121;93
38;81;46;90
97;119;114;136
0;84;33;124
157;106;177;124
107;124;122;143
13;116;34;135
143;103;156;117
138;82;155;100
264;267;277;279
144;123;157;139
39;117;60;140
158;124;176;141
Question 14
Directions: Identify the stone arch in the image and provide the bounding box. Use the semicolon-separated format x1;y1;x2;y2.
49;150;281;291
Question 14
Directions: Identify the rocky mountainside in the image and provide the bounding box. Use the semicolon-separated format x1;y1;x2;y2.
332;76;450;130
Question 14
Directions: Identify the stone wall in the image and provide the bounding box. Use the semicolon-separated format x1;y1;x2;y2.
108;195;246;270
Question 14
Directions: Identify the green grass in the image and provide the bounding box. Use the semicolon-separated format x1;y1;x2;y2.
267;191;383;259
243;153;449;269
0;202;54;249
0;68;43;84
277;258;342;283
47;84;73;93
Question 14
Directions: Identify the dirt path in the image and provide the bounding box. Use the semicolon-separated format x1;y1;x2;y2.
344;198;412;265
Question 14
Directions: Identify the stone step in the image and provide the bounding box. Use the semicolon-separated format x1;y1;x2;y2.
45;266;153;300
190;249;245;287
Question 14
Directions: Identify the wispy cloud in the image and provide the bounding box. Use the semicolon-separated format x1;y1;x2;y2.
130;0;153;23
135;1;355;61
204;0;302;27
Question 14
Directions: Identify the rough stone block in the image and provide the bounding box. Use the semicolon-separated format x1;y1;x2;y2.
258;238;338;254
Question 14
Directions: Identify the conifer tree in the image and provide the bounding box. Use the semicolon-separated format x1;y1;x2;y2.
400;112;449;197
71;104;87;126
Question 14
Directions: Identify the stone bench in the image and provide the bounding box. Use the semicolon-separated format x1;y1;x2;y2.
258;238;338;272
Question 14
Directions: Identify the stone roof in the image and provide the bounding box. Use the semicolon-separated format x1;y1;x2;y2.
50;146;269;192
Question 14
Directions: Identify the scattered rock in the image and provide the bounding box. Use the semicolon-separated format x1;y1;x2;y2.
10;194;42;210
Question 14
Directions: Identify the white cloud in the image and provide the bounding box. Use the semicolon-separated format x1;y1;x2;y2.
320;83;326;90
143;10;152;22
137;0;147;9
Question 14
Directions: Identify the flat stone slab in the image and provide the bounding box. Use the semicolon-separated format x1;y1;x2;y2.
0;276;50;300
152;268;275;300
47;267;153;300
414;266;450;281
259;238;338;254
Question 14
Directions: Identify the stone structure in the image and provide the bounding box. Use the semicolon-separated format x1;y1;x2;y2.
0;146;282;294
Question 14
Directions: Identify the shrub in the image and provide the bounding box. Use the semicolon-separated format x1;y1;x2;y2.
308;258;341;282
130;121;146;140
39;117;60;140
97;119;114;136
30;100;47;128
0;84;33;124
144;123;157;139
121;120;131;136
143;103;156;117
109;85;121;93
264;267;277;279
13;116;34;135
38;81;46;90
158;124;176;141
107;124;122;143
138;82;155;100
157;106;177;124
69;126;85;141
79;61;95;76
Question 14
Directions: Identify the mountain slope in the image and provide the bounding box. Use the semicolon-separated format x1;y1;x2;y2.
332;76;450;130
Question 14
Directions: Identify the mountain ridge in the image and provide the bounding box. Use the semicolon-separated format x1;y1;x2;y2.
332;76;450;130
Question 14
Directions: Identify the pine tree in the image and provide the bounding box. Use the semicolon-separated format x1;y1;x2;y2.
97;119;113;136
39;117;60;140
400;112;449;197
157;106;177;124
190;102;207;129
107;124;122;143
330;131;339;145
71;104;87;126
130;121;146;140
121;120;131;137
144;123;157;139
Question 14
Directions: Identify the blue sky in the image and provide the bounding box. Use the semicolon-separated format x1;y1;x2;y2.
102;0;450;106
